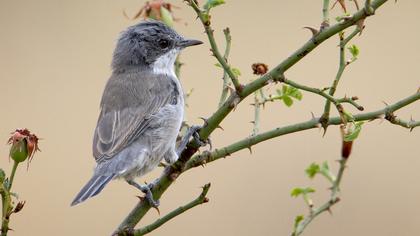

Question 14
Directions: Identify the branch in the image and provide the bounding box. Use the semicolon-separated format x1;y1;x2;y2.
218;28;233;107
279;76;364;112
385;112;420;131
129;183;211;236
187;0;242;92
321;27;361;130
113;0;391;233
322;0;331;28
185;91;420;170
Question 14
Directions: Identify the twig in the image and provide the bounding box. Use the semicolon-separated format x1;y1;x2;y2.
218;28;233;107
322;0;331;28
185;90;420;170
187;0;242;93
252;91;262;135
320;27;361;130
131;183;211;236
0;184;11;236
293;161;347;236
280;76;362;113
385;112;420;131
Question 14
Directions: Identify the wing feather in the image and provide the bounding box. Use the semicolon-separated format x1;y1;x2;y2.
92;71;178;162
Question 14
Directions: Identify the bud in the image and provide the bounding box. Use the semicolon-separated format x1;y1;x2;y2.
13;201;25;214
252;63;269;75
7;129;40;165
9;139;28;163
341;140;353;159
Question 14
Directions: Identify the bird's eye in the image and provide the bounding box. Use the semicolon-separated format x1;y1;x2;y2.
158;39;169;49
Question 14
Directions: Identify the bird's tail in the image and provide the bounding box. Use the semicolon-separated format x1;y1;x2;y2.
71;174;115;206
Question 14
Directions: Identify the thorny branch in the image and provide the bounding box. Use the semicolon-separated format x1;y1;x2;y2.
113;0;417;235
130;184;210;236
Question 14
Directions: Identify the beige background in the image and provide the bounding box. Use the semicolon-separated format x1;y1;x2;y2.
0;0;419;235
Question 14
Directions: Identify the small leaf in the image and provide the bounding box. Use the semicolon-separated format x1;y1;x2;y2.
344;121;364;142
203;0;226;11
305;163;320;179
348;44;359;58
291;188;303;197
214;63;222;68
282;84;288;94
160;6;174;27
288;87;303;100
291;187;315;197
343;110;354;122
294;215;304;229
282;95;293;107
232;67;241;77
320;161;336;183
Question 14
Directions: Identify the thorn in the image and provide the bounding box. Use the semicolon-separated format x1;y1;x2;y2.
216;125;224;131
198;117;209;126
247;146;253;154
310;112;316;120
153;206;161;215
356;19;366;35
327;207;333;215
322;127;328;137
331;0;347;12
303;26;319;37
203;197;210;203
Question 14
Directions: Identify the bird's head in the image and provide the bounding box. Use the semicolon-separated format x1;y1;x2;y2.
111;20;202;72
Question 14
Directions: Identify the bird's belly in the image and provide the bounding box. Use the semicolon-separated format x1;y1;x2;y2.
120;103;183;179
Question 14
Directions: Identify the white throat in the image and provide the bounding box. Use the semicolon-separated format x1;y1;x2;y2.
152;48;179;78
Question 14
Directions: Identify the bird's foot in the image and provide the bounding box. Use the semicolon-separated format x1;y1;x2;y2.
127;180;160;209
177;125;211;156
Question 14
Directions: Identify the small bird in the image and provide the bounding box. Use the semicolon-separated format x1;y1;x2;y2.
71;20;202;207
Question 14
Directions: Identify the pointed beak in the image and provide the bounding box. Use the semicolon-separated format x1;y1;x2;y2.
178;39;203;48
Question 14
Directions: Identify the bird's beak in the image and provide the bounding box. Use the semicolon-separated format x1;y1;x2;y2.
178;39;203;48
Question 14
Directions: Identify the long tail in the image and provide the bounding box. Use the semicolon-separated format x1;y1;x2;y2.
71;174;115;206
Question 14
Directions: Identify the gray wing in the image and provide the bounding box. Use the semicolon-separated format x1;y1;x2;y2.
92;72;179;162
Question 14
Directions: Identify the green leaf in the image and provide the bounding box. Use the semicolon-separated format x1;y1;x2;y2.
294;215;304;229
343;110;354;122
282;84;288;94
320;161;336;183
203;0;226;11
291;187;315;197
282;95;293;107
232;67;241;77
305;163;320;179
348;44;359;58
344;121;364;142
214;63;222;68
288;87;303;100
160;6;174;27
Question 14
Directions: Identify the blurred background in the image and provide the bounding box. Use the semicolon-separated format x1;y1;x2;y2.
0;0;419;235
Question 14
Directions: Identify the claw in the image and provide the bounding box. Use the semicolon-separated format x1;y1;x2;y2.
127;180;160;209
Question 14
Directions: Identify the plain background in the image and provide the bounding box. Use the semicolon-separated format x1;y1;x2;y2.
0;0;419;235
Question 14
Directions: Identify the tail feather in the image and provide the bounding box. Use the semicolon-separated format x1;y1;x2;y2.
71;174;114;206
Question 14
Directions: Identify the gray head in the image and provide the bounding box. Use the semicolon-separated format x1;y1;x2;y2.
111;20;202;71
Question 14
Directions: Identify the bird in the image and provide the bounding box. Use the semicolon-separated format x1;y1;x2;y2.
71;20;203;207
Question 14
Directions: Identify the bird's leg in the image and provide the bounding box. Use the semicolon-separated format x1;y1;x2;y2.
176;125;209;156
126;180;160;208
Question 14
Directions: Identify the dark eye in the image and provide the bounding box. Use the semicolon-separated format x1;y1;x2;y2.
158;39;169;49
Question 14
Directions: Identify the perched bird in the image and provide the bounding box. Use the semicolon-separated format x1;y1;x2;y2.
71;20;202;207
